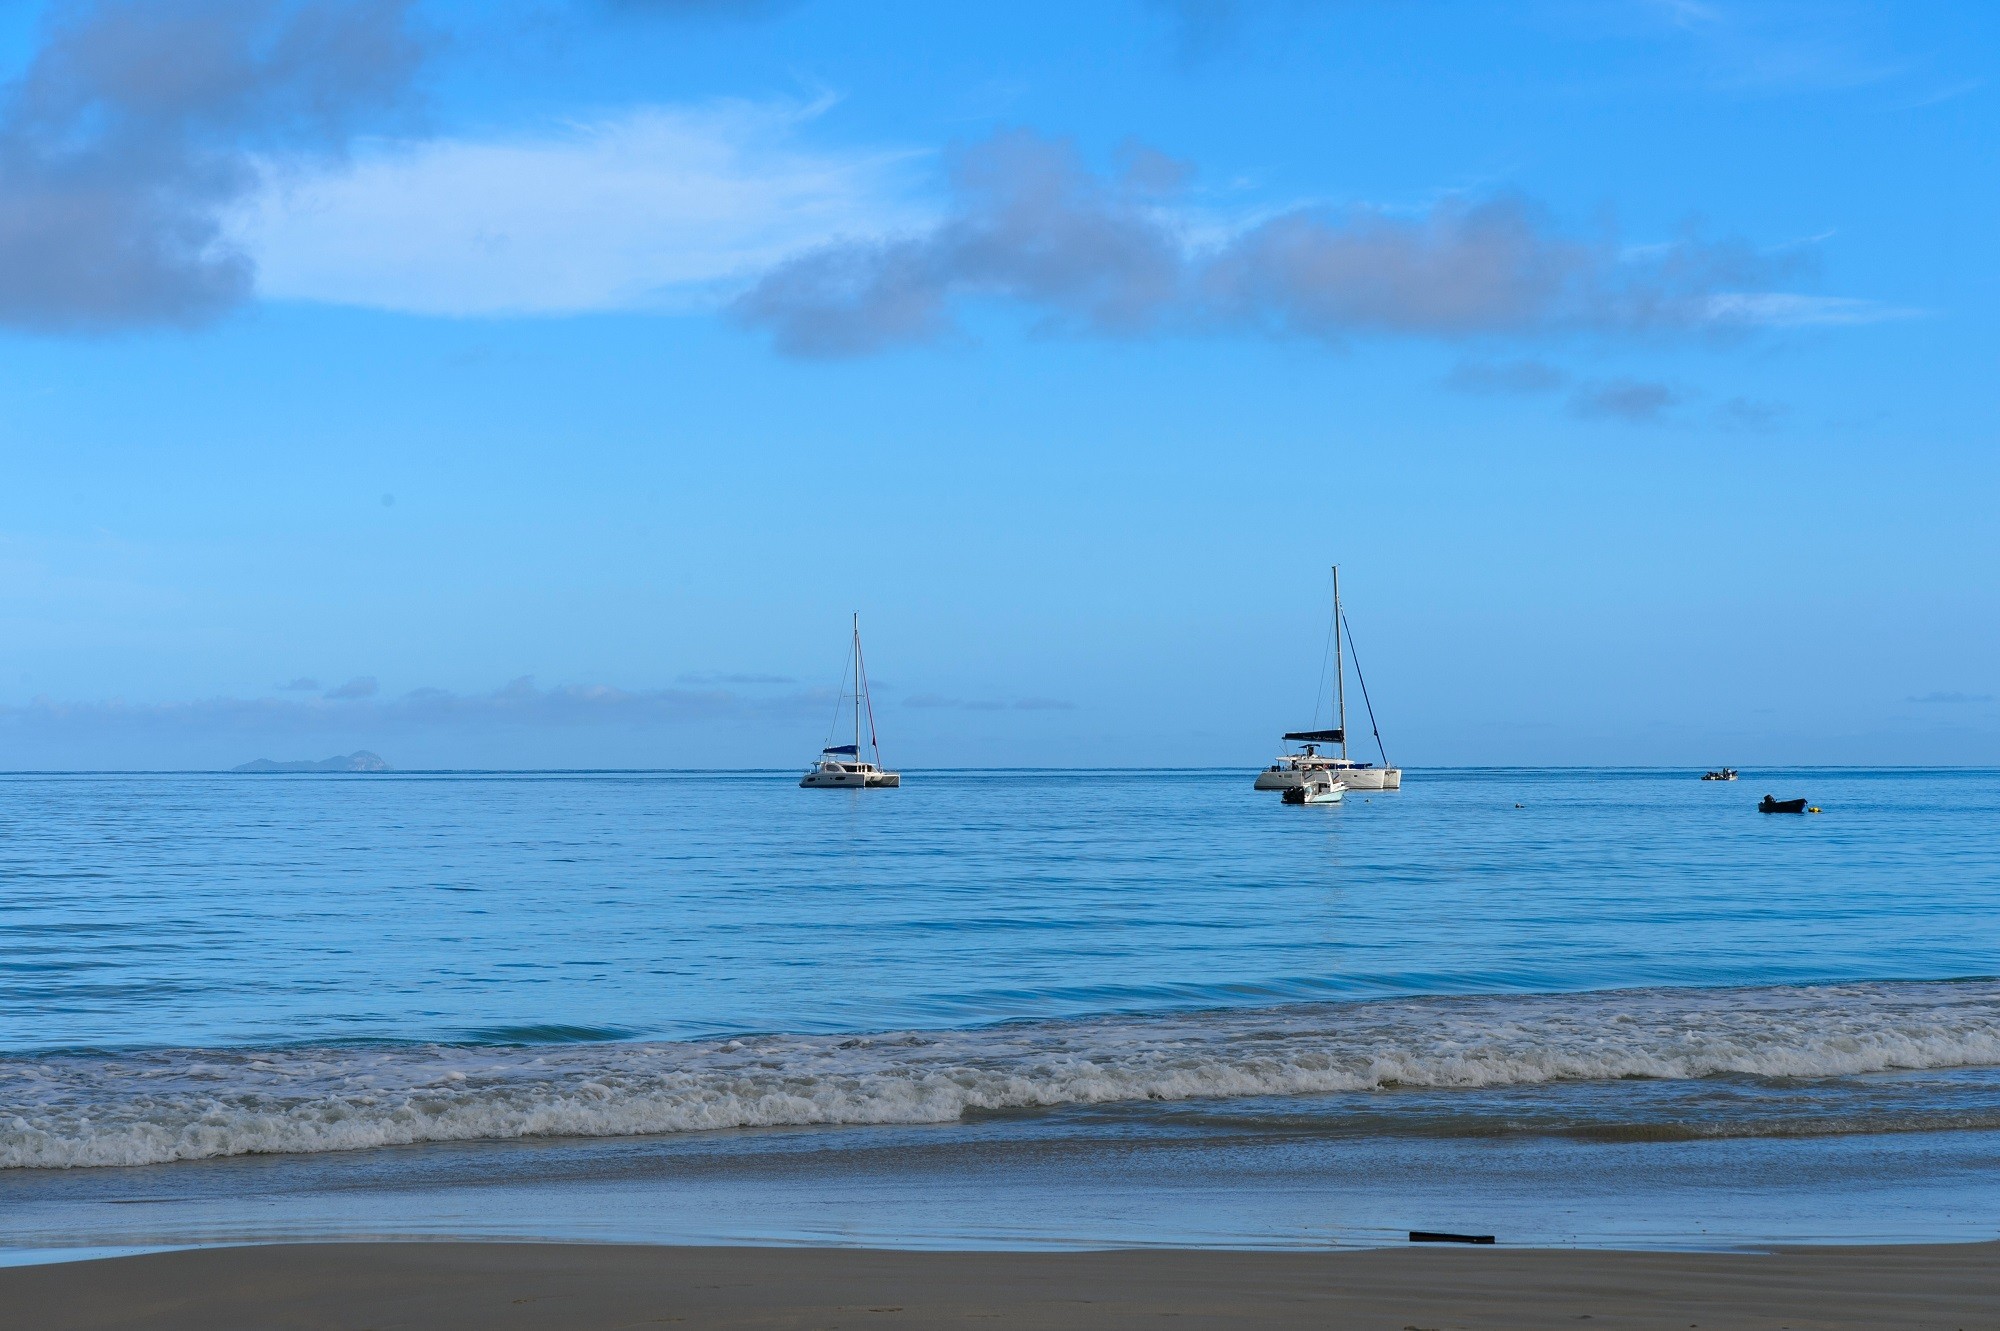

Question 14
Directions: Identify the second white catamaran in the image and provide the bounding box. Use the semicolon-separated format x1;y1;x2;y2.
801;613;901;789
1255;566;1402;794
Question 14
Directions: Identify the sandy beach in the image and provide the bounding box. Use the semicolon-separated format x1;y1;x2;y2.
6;1240;1998;1331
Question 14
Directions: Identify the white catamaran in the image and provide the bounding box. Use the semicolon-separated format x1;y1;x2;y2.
801;613;901;789
1254;565;1402;793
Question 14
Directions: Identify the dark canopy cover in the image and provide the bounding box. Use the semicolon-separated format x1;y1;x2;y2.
1282;729;1344;744
823;744;859;755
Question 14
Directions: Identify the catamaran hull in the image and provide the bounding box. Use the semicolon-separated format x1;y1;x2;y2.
1255;765;1401;791
800;771;901;788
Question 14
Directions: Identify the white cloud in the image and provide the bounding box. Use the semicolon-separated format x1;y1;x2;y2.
233;99;932;316
1701;292;1919;328
733;129;1888;357
230;108;1893;345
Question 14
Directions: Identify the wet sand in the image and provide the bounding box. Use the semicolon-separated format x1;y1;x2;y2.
5;1240;1997;1330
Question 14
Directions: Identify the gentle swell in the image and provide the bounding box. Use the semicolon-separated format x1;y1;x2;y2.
5;981;1999;1168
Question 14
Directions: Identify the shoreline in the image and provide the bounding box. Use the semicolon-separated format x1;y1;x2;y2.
4;1239;1998;1329
11;1112;2000;1254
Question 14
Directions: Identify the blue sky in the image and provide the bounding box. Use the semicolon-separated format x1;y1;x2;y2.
0;0;1994;768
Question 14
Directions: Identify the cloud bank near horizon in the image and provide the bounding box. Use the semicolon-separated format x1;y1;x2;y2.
0;673;1097;768
0;675;834;739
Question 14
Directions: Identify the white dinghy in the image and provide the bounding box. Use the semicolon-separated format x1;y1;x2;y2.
1281;772;1346;805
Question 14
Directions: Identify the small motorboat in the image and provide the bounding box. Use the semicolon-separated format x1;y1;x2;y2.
1701;768;1738;781
1758;795;1808;814
1282;774;1345;805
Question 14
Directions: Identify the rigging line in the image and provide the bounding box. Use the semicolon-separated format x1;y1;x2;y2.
820;637;853;751
1310;567;1337;731
1341;610;1389;767
857;633;882;765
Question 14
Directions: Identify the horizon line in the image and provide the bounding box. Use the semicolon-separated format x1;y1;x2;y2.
2;764;1998;776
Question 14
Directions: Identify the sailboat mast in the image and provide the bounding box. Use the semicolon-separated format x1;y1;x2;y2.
1332;565;1348;759
852;612;862;756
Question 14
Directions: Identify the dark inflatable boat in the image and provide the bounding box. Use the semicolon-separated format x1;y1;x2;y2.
1759;795;1808;814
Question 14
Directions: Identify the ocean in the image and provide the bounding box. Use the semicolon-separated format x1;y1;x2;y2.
4;768;1998;1255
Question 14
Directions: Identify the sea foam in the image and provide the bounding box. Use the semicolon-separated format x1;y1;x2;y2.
5;980;1999;1169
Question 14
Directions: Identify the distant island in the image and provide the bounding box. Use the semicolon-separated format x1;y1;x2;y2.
233;751;389;773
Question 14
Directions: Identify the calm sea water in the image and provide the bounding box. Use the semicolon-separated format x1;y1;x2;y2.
3;768;1998;1251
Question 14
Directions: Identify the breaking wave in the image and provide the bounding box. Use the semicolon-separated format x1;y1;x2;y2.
6;980;2000;1169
